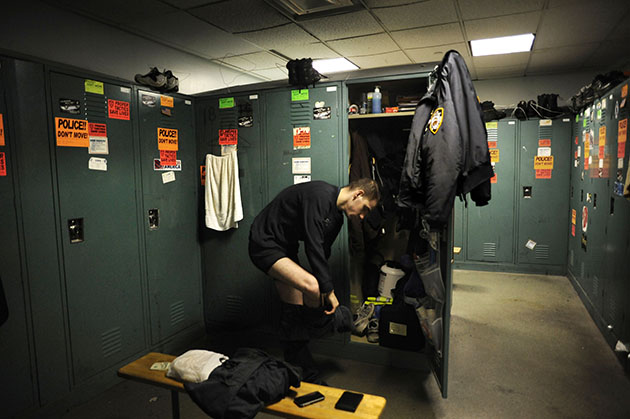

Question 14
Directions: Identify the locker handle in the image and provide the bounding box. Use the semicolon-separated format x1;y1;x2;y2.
68;218;84;243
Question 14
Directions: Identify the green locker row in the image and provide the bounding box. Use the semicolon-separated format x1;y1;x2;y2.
454;117;572;274
568;79;630;350
0;57;202;416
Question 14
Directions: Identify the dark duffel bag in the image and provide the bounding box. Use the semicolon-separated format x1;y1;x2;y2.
378;301;424;351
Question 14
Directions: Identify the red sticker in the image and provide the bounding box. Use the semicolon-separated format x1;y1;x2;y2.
539;139;551;147
219;129;238;145
88;122;107;137
108;99;130;120
0;152;6;176
160;150;177;165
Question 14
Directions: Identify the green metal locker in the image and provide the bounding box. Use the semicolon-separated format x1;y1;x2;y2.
136;89;202;343
517;119;571;268
467;120;516;263
198;93;270;330
453;199;466;261
49;72;145;382
567;115;582;279
0;59;35;416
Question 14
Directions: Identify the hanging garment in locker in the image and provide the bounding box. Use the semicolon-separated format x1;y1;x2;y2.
205;150;243;231
397;50;493;227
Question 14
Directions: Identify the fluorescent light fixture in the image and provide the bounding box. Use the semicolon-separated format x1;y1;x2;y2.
470;33;535;56
312;58;358;74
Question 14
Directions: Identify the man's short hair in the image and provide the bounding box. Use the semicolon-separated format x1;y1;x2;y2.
348;178;380;202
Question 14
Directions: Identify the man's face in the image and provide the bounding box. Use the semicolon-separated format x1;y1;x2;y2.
345;190;378;220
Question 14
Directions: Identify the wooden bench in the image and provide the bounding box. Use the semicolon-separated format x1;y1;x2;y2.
118;352;387;419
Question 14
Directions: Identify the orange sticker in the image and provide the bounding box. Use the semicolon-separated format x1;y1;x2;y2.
218;129;238;145
108;99;130;120
0;152;6;176
161;96;174;108
534;155;554;169
619;142;626;159
489;149;500;163
539;139;551;147
618;119;627;144
571;209;576;225
293;127;311;149
599;146;605;160
598;126;606;146
160;150;177;165
571;224;575;237
622;84;628;98
0;113;4;146
487;141;497;148
490;173;497;184
535;169;552;179
88;122;107;137
157;127;178;151
200;165;206;186
55;117;89;147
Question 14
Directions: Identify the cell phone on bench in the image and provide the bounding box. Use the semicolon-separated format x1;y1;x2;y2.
294;391;325;407
335;391;364;412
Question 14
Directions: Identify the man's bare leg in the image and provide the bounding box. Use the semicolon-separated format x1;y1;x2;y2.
267;257;320;307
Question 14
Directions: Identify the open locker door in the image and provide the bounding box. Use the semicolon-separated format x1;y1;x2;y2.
425;213;453;398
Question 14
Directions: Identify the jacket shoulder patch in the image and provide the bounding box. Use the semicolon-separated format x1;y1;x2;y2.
428;107;444;134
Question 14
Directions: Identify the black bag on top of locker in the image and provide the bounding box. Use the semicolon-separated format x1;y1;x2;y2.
378;273;424;351
286;58;321;88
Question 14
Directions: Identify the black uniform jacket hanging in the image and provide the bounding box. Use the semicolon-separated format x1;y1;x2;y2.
398;50;493;227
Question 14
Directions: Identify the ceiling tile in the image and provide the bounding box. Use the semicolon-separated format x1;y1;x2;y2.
527;44;598;73
587;38;630;70
391;23;464;49
218;52;286;71
364;0;423;7
473;52;530;69
275;43;340;60
162;0;222;9
53;0;177;24
372;0;458;31
238;24;318;49
349;51;412;69
328;33;399;56
464;12;540;40
190;0;289;33
250;67;288;81
458;0;544;20
405;43;469;64
535;1;629;49
299;10;383;41
132;12;261;58
476;66;526;79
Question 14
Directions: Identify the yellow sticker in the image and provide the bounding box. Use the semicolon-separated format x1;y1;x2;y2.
599;125;606;146
161;95;174;108
571;209;576;225
428;107;444;134
85;79;104;95
55;117;89;147
534;155;554;169
490;149;500;163
485;122;497;129
157;127;178;151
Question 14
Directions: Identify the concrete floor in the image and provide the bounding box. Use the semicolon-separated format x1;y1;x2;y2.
61;270;630;419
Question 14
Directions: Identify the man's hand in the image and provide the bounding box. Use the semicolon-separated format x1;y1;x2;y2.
323;290;339;315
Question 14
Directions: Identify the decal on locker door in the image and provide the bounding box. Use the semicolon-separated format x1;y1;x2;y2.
153;159;181;171
84;79;104;95
0;113;4;146
161;96;173;108
160;150;177;165
108;99;130;120
59;98;81;115
0;152;6;176
88;122;108;155
55;117;89;147
157;127;178;151
218;129;238;145
293;127;311;149
618;119;627;159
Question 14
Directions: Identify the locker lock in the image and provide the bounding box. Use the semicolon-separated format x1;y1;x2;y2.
523;186;532;198
68;218;84;243
148;209;159;230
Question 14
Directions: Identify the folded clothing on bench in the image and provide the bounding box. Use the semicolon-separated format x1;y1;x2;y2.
166;349;229;383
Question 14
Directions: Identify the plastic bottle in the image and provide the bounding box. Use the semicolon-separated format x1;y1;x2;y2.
366;92;373;114
372;86;382;114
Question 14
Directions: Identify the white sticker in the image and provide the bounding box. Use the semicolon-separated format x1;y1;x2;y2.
89;137;109;155
619;158;624;169
326;86;337;92
249;94;258;100
589;156;593;164
574;160;578;168
525;239;536;250
577;146;581;157
610;94;614;100
537;147;552;156
314;101;325;108
599;159;604;169
88;157;107;171
185;100;192;105
153;159;182;171
292;157;311;174
585;108;590;117
539;119;552;126
162;171;175;183
602;99;607;109
563;118;570;122
508;121;516;125
120;87;131;94
294;175;311;184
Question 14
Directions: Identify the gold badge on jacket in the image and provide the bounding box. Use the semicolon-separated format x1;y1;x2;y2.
428;107;444;134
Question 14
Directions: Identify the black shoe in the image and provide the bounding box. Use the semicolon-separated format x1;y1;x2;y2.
163;70;179;93
134;67;166;89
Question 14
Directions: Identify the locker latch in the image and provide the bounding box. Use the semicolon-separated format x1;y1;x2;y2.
68;218;84;243
148;209;159;230
523;186;532;198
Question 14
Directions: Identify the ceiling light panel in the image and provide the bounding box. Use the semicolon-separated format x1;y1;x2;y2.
470;33;535;56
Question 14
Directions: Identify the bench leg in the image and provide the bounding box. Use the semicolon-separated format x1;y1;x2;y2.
171;390;180;419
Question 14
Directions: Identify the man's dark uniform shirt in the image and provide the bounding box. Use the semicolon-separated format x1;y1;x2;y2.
249;181;343;293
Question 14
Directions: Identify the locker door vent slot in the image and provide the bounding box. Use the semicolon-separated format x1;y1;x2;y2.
226;295;244;323
592;275;599;297
534;245;549;260
290;102;311;125
170;300;185;326
482;242;497;258
219;108;237;129
85;94;107;120
538;125;553;140
486;127;498;141
101;327;122;358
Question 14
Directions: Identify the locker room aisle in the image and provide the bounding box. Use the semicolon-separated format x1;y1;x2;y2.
61;270;630;419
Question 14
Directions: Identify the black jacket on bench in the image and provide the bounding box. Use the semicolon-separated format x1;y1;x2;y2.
185;348;301;419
